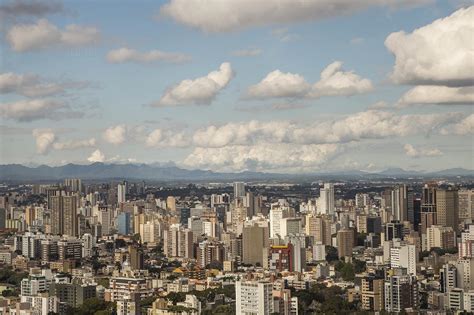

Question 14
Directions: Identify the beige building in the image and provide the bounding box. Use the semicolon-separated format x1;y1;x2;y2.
242;223;269;266
337;228;355;259
436;188;459;232
361;275;384;311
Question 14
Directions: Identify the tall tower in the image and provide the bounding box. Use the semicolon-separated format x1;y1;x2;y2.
50;194;78;237
436;188;459;232
420;183;437;234
318;183;335;216
117;183;126;204
233;182;246;199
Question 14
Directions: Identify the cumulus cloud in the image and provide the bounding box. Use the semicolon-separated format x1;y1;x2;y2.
0;99;81;122
160;0;430;32
87;149;105;163
106;47;191;64
441;114;474;135
52;138;96;150
404;144;443;157
192;110;463;147
32;128;55;154
0;0;63;19
103;125;127;145
247;70;310;99
396;86;474;107
231;48;262;57
385;6;474;86
183;143;341;173
145;129;190;147
6;19;100;52
153;62;234;106
246;61;372;100
308;61;373;98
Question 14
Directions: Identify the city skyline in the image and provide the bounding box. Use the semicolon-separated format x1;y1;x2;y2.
1;0;473;173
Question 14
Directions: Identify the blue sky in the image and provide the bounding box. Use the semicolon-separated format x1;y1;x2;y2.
0;0;472;173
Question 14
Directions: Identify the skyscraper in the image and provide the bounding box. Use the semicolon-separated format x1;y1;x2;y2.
384;268;419;312
318;183;335;216
235;281;274;315
436;188;459;232
233;182;246;199
242;223;269;266
337;228;355;259
50;194;78;237
64;178;82;193
420;183;437;234
117;183;126;204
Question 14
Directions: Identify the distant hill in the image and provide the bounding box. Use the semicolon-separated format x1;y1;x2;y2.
0;163;472;181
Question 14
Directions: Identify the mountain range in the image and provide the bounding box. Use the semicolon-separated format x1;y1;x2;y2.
0;163;473;182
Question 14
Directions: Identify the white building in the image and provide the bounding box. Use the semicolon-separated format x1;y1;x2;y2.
390;240;417;275
117;184;126;204
269;201;290;238
312;242;326;262
233;182;246;199
236;281;274;315
317;183;335;216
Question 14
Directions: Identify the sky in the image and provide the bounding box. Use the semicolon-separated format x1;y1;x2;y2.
0;0;473;173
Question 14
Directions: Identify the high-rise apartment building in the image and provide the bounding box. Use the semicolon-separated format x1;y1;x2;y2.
50;194;78;237
235;281;274;315
64;178;82;193
233;182;246;199
361;274;385;311
436;188;459;232
337;228;355;259
318;183;335;216
163;224;193;259
117;183;126;204
420;183;437;234
242;223;269;266
384;268;419;313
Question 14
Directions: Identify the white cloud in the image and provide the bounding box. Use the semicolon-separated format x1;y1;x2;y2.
53;138;96;150
308;61;373;98
246;61;372;100
404;144;443;157
183;143;341;173
145;129;190;147
87;149;106;163
160;0;430;32
192;110;463;147
247;70;310;99
154;62;234;106
0;72;61;97
106;47;191;64
231;48;262;57
0;72;88;98
441;114;474;135
32;128;55;154
7;19;100;52
385;6;474;86
396;86;474;107
103;125;127;145
0;99;80;122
